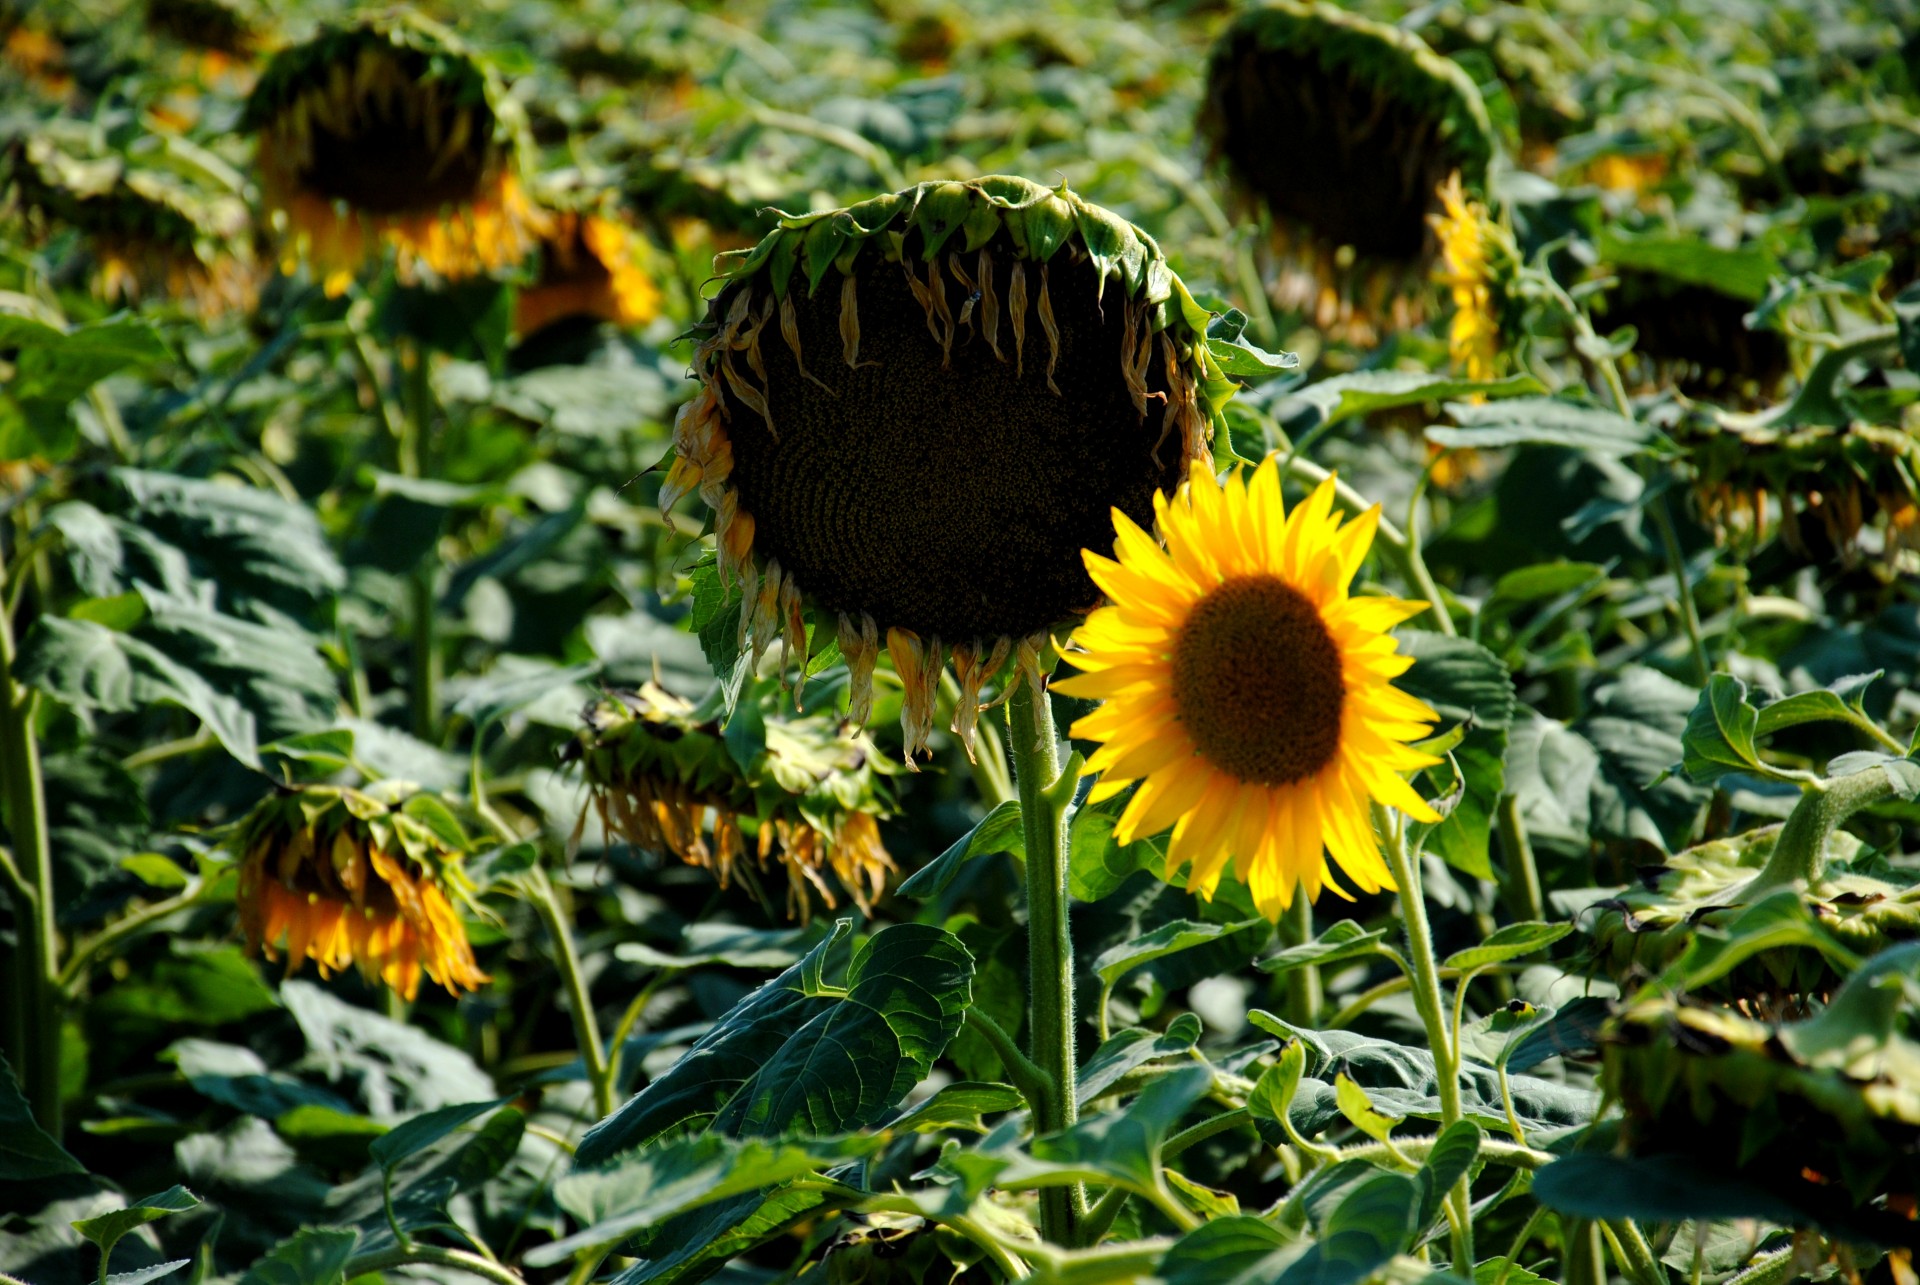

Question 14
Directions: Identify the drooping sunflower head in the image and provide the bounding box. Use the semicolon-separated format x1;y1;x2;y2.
242;14;544;296
659;175;1244;762
3;127;258;316
1603;951;1920;1217
145;0;268;59
231;782;488;1001
513;184;662;340
569;684;897;921
1428;173;1512;385
1199;1;1494;339
1056;457;1440;919
1595;233;1789;402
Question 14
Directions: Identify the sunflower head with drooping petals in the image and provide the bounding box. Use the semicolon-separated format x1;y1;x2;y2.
1056;458;1441;918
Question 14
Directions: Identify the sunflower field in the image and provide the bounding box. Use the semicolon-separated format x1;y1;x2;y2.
5;0;1920;1282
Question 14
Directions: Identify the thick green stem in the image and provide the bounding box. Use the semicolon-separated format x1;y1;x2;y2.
1406;470;1457;638
0;546;60;1138
1377;804;1472;1270
1650;497;1710;687
1280;895;1322;1024
1605;1218;1669;1285
1495;794;1546;923
1007;679;1087;1246
1754;766;1905;890
402;347;440;743
527;872;614;1120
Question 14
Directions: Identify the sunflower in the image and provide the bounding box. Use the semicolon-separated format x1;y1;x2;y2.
232;783;488;1001
242;15;545;297
1199;1;1494;342
1055;457;1440;919
569;684;897;920
514;199;662;339
1;21;73;101
658;175;1243;762
4;127;258;317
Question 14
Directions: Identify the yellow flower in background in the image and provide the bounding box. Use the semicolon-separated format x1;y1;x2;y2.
515;208;663;337
233;785;488;1001
1057;459;1440;918
1430;172;1499;383
244;16;546;296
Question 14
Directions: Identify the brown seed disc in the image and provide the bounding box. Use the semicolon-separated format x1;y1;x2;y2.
1171;575;1345;785
713;238;1185;642
1208;39;1465;263
298;71;490;214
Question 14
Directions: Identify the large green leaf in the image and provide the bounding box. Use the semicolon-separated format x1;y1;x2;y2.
1428;397;1670;457
1260;921;1390;976
280;982;495;1118
1278;371;1540;430
0;1051;84;1180
1094;918;1265;987
1035;1066;1211;1191
575;921;973;1165
71;1187;200;1275
897;800;1024;900
1280;1170;1421;1285
1162;1216;1306;1285
235;1226;359;1285
1443;922;1571;971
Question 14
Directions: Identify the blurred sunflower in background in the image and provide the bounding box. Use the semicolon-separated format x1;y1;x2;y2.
243;14;545;296
1057;458;1439;919
570;685;897;920
232;783;489;1001
514;187;663;340
658;175;1241;762
1199;0;1494;342
3;125;258;316
144;0;269;85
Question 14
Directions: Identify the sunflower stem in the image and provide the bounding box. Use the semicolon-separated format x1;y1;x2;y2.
1376;802;1472;1271
1280;894;1322;1024
0;539;61;1139
1494;793;1545;923
1007;678;1088;1247
1406;468;1456;638
525;870;615;1120
1753;766;1906;891
400;342;442;743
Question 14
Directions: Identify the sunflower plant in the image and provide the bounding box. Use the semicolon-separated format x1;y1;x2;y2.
6;3;1920;1285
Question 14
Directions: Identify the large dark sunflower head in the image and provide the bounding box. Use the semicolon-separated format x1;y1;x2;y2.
3;125;257;315
657;175;1245;761
241;13;542;294
1595;234;1790;402
570;684;896;920
230;782;488;1000
1199;0;1495;337
1602;948;1920;1223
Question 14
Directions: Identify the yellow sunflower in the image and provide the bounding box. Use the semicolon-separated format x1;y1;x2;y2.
1056;458;1441;918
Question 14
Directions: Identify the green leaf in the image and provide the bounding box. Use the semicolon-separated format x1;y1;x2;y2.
575;922;973;1165
885;1082;1023;1133
3;314;166;404
1036;1065;1211;1191
1679;674;1767;785
1279;1170;1421;1285
1414;1120;1482;1227
1443;922;1571;971
1428;397;1669;457
1280;371;1541;429
1753;673;1881;739
1488;561;1609;606
110;469;345;613
1068;791;1161;902
532;1134;858;1267
1477;1258;1557;1285
1076;1013;1203;1106
1259;921;1389;975
1206;310;1300;377
17;616;262;767
1334;1074;1402;1144
367;1099;509;1173
1531;1153;1802;1224
897;801;1024;900
281;981;495;1115
236;1226;359;1285
1247;1040;1308;1130
72;1187;200;1276
1597;229;1779;303
613;923;828;972
1094;918;1264;986
0;1050;85;1179
107;1261;191;1285
1162;1215;1304;1285
1397;634;1516;731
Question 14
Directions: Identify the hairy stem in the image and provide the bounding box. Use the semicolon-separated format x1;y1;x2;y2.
1755;765;1906;890
0;543;60;1137
527;871;614;1120
1007;679;1087;1245
1377;803;1472;1270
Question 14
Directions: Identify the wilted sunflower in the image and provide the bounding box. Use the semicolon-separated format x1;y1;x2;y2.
242;15;544;297
145;0;266;61
1055;457;1440;919
569;684;897;920
658;175;1241;761
514;195;662;339
3;128;257;316
1595;235;1790;402
1675;406;1920;566
232;783;488;1001
1199;1;1495;340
